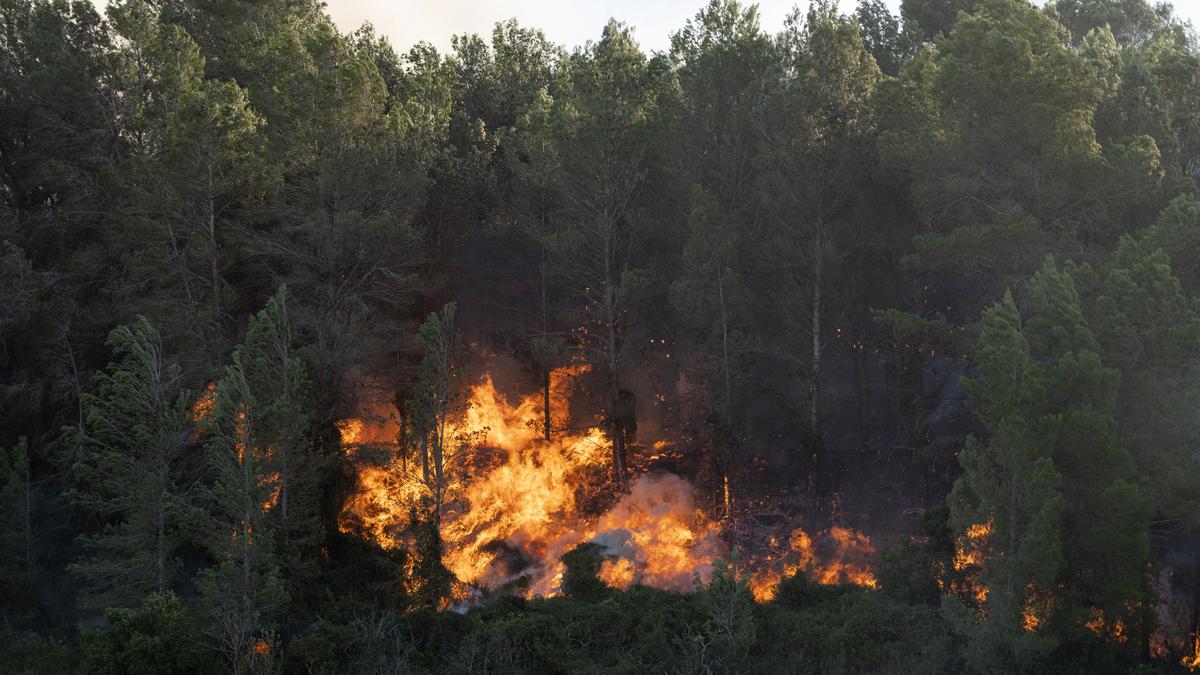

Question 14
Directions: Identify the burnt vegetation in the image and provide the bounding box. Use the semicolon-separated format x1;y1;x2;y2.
3;0;1200;672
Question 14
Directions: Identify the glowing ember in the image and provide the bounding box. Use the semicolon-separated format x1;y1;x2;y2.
1085;608;1128;643
191;382;216;423
952;520;992;604
1021;584;1053;632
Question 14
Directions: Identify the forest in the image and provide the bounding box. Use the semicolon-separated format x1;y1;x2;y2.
3;0;1200;672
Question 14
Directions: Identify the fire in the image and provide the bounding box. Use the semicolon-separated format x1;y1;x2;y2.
339;367;724;597
1183;630;1200;671
337;418;364;445
951;520;992;604
954;521;991;571
1021;584;1053;632
191;382;216;422
748;526;879;602
1085;608;1128;643
338;363;879;602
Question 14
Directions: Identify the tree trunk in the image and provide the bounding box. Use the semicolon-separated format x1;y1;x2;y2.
607;304;625;484
543;369;552;442
718;267;733;523
22;454;32;574
604;224;626;484
157;453;167;595
808;233;823;520
207;165;220;325
541;248;552;443
279;330;291;542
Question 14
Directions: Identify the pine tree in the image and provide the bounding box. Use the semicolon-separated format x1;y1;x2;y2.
66;316;192;610
405;303;465;530
199;286;315;670
1090;232;1200;540
953;259;1152;666
670;189;753;522
950;291;1065;671
106;0;271;365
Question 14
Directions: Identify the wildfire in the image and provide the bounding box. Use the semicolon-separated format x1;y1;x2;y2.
748;526;879;602
339;367;726;597
338;364;879;602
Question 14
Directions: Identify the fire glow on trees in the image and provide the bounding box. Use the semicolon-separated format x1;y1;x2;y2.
335;364;879;601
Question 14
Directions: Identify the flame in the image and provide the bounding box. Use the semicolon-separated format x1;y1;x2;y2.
950;520;992;604
1085;608;1128;643
1183;630;1200;671
338;367;725;597
338;364;878;602
1021;584;1053;632
191;382;216;422
337;418;365;445
748;525;879;602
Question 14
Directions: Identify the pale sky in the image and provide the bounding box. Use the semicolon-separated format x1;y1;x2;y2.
86;1;1200;55
318;0;1200;54
323;1;900;53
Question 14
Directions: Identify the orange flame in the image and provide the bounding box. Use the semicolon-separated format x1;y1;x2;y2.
1183;630;1200;671
338;365;878;602
1085;608;1128;644
950;520;992;604
191;382;216;423
339;367;726;597
748;526;879;602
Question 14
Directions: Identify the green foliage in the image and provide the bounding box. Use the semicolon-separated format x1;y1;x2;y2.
560;543;610;602
951;290;1067;670
696;553;757;671
81;593;205;675
66;317;193;610
954;259;1153;668
199;286;314;671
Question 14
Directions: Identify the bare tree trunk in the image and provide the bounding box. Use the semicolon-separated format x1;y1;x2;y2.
718;268;733;522
157;451;167;595
543;369;552;442
63;329;84;431
22;455;32;574
541;255;552;443
420;435;430;490
604;223;626;484
207;164;220;325
278;325;291;541
165;220;194;305
607;299;625;484
809;232;823;521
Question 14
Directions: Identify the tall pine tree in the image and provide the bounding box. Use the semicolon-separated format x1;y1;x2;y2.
67;316;192;610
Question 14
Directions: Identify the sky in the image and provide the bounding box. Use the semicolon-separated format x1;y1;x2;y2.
322;1;900;54
317;0;1200;54
85;1;1200;55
